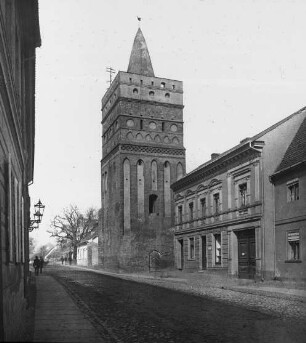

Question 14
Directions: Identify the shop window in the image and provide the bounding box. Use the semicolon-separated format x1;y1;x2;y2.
188;237;195;259
287;231;300;261
239;183;247;207
189;202;194;221
149;194;158;214
214;234;221;265
287;180;299;202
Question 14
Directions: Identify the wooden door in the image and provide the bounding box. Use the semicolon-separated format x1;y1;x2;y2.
238;229;256;279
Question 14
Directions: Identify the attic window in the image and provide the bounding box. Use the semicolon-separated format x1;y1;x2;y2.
161;82;165;88
133;88;138;94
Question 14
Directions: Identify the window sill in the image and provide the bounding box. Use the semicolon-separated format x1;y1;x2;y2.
285;260;302;263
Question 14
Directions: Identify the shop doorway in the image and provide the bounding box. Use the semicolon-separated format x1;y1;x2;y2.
237;229;256;279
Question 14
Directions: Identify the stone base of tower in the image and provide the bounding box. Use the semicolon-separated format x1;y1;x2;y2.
98;219;174;273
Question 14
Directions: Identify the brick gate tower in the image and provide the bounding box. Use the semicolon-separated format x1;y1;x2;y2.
100;28;185;271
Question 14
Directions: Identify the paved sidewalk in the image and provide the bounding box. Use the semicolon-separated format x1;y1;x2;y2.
33;274;103;342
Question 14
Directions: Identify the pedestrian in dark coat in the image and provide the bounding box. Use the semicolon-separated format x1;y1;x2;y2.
33;256;40;276
39;256;44;273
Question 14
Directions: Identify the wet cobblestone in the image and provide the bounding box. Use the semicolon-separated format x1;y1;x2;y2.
46;266;306;343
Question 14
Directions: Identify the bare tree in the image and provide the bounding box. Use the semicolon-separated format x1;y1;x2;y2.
48;205;98;262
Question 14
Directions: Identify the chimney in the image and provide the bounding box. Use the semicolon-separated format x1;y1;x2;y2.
211;153;220;160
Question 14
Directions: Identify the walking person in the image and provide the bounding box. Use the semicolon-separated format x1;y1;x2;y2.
39;256;44;274
33;256;40;276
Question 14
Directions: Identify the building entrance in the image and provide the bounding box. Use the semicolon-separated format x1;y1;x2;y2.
178;239;184;270
237;229;256;279
201;236;207;270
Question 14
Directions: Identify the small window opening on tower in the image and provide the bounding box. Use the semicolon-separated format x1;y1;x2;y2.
151;81;154;86
149;194;158;214
165;93;170;98
140;79;143;85
161;82;165;88
172;84;175;90
149;91;155;96
162;122;165;131
140;119;143;130
133;88;138;94
129;78;132;83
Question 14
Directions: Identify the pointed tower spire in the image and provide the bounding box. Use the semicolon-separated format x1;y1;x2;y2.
127;28;155;77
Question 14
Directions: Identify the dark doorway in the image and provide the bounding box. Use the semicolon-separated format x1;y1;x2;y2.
237;229;256;279
201;236;207;270
178;239;184;270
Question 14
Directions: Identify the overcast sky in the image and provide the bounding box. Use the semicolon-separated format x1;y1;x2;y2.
30;0;306;246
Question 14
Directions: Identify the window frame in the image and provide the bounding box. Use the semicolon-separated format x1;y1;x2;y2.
286;230;301;262
188;237;195;260
214;233;222;265
287;179;299;203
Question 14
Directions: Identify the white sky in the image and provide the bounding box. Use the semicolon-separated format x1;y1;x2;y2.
30;0;306;246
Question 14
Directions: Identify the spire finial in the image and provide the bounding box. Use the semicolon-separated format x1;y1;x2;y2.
137;16;141;28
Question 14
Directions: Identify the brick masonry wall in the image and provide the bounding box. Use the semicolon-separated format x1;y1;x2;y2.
100;75;185;272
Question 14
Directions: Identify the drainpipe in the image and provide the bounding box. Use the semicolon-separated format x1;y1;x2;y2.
260;154;265;281
249;141;265;281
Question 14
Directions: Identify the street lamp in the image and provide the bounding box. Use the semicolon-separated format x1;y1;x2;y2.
29;199;45;232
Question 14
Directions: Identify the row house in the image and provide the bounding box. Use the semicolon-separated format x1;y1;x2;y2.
0;1;41;340
171;107;306;280
270;115;306;281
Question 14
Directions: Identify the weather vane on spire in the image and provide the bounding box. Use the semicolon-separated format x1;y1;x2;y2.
137;16;141;27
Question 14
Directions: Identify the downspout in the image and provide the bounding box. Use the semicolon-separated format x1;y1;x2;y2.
249;141;265;281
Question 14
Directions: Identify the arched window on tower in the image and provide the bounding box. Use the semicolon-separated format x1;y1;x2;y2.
137;160;145;218
176;162;183;180
123;159;131;233
151;160;157;191
164;161;171;217
149;194;158;214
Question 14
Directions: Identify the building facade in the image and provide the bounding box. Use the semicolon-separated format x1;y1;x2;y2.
171;108;306;280
0;1;41;340
271;116;306;281
77;226;99;267
100;28;185;271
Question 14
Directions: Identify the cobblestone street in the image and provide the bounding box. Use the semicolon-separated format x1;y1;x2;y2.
42;265;306;343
